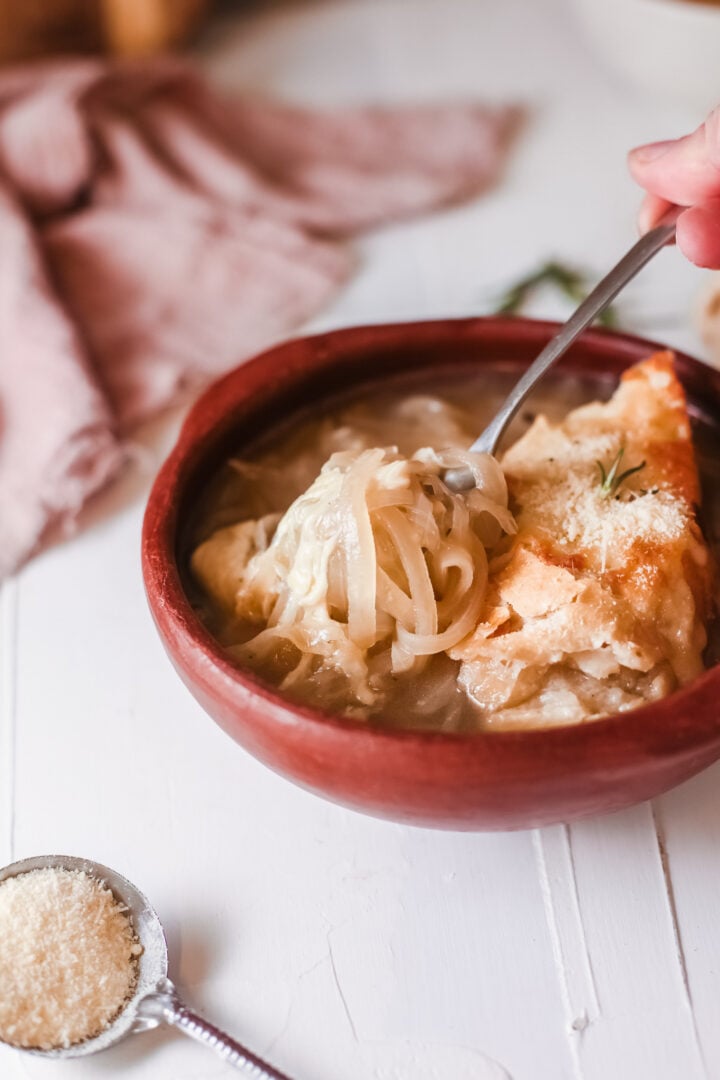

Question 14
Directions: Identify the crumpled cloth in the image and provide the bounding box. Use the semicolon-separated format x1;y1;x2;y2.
0;57;518;578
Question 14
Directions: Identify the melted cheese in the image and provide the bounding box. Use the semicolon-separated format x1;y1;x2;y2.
452;352;715;728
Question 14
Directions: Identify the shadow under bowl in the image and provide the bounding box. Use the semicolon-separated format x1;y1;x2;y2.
141;317;720;830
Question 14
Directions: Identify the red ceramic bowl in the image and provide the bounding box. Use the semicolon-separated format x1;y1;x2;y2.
142;317;720;830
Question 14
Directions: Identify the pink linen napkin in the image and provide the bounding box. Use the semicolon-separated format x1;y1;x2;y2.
0;57;518;578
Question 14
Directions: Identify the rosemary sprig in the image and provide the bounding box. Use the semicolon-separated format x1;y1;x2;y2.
596;447;646;498
495;260;618;328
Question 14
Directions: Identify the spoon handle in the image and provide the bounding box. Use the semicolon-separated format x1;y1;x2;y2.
139;980;293;1078
469;204;682;457
168;1001;293;1078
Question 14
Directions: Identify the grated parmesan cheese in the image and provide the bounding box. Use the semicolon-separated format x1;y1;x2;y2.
0;868;142;1050
502;425;689;572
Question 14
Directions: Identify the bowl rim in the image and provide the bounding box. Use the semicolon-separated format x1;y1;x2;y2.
142;316;720;759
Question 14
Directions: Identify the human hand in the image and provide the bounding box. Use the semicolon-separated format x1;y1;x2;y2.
629;109;720;268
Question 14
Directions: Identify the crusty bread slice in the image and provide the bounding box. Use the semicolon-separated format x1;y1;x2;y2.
452;352;715;728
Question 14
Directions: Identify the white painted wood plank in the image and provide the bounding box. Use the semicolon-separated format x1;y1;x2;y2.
533;826;600;1076
324;828;575;1078
539;807;707;1080
652;767;720;1076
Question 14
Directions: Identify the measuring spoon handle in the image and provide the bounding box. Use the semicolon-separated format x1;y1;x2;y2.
139;979;294;1079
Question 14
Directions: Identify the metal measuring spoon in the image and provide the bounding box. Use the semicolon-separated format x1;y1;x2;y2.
444;204;682;491
0;855;292;1079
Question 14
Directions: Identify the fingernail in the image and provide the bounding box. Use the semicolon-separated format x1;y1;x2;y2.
631;139;676;164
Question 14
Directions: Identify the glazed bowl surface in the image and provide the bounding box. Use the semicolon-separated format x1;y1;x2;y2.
142;317;720;830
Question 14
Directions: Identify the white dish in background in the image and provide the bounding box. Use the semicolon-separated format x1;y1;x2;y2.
573;0;720;114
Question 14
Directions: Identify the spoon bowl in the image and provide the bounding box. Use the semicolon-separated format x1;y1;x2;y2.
0;854;167;1060
0;855;292;1077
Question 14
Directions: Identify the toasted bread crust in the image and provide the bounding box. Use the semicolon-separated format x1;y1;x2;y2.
453;352;715;728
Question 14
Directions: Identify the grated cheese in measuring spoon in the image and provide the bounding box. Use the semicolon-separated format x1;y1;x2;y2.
0;868;142;1050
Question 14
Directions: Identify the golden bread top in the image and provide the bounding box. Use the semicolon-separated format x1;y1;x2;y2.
453;353;714;725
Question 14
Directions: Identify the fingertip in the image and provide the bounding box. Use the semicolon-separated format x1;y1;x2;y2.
627;146;648;185
627;124;720;204
637;194;673;235
676;202;720;268
628;140;676;173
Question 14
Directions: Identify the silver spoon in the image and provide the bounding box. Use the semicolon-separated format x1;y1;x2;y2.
0;854;292;1079
444;204;682;491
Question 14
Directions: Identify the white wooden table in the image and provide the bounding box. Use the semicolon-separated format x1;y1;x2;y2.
2;2;718;1078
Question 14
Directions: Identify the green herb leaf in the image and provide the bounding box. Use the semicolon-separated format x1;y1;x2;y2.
494;260;619;328
596;447;646;498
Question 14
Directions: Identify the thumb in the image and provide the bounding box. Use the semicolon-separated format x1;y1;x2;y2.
629;108;720;206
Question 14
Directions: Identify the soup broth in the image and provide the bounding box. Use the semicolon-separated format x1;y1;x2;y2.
187;364;719;732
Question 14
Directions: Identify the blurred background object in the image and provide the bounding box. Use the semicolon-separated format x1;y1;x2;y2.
573;0;720;112
696;272;720;368
0;0;214;61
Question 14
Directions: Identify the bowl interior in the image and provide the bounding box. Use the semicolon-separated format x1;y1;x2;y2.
175;326;720;687
142;318;720;828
